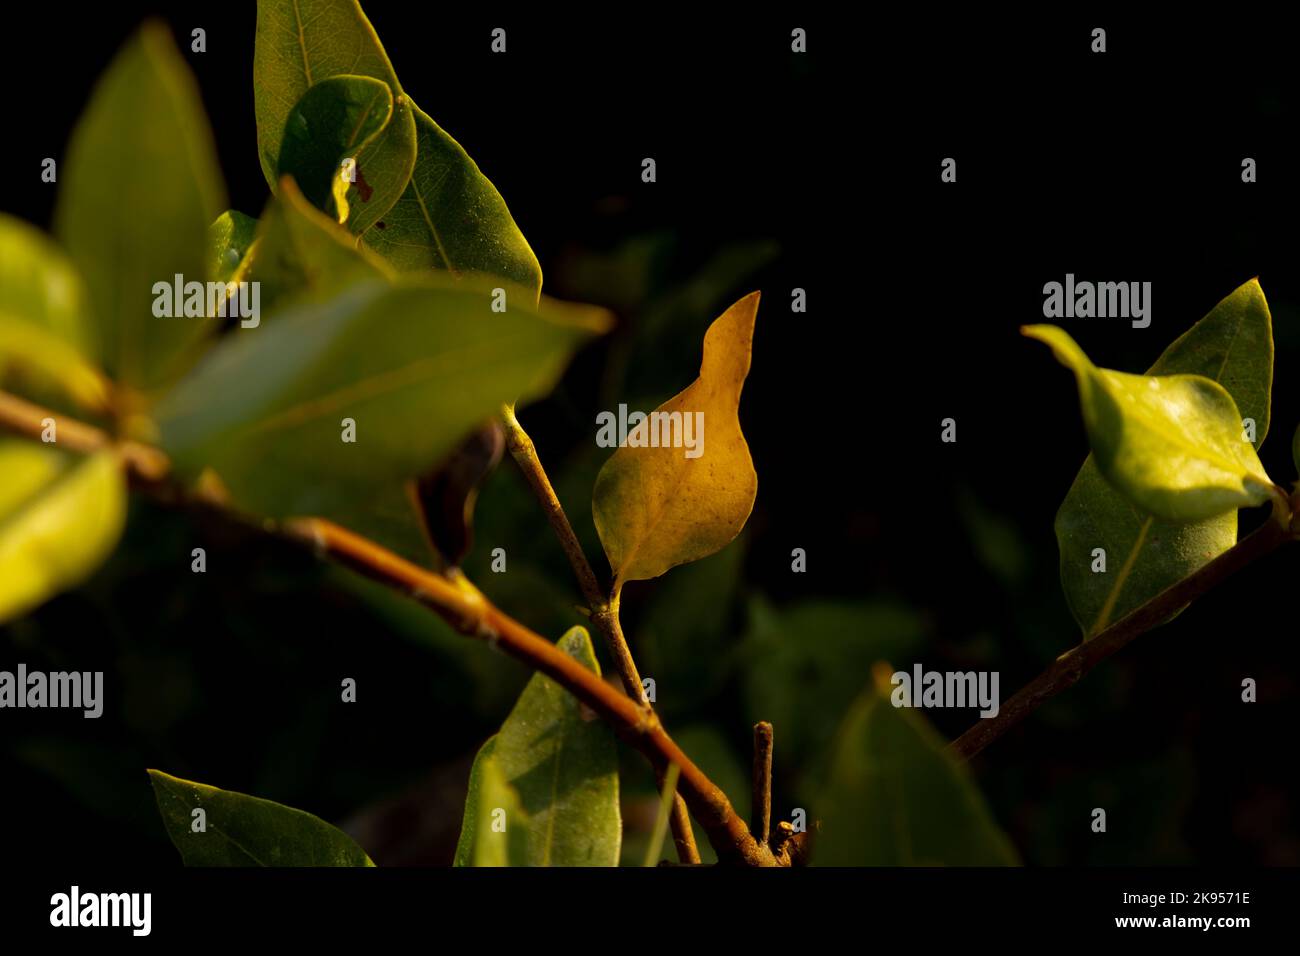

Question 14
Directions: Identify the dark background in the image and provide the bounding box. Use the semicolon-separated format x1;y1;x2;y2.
2;5;1298;866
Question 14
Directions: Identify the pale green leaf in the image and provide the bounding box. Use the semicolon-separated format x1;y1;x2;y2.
54;23;225;393
0;441;126;624
454;627;621;866
0;215;106;411
1024;324;1273;523
148;769;374;866
254;0;416;234
1055;279;1274;635
817;671;1019;866
154;278;607;530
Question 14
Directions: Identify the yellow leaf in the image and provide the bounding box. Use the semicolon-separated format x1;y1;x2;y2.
592;291;760;588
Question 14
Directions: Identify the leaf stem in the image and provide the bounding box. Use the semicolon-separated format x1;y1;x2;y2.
949;510;1292;761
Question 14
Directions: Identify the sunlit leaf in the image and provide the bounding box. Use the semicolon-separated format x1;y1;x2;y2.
0;215;106;411
0;442;126;624
1054;280;1274;636
155;278;607;528
453;741;530;866
277;75;394;222
453;627;620;866
593;292;759;587
207;210;258;286
1024;324;1274;523
817;669;1018;866
361;104;542;296
254;0;416;234
148;769;374;866
55;23;225;393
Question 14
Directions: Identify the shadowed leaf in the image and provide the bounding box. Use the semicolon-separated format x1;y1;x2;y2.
277;75;394;222
148;769;374;866
817;670;1018;866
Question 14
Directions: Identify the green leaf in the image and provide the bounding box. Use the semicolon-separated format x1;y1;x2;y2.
155;278;607;532
54;23;225;393
247;178;393;319
454;627;621;866
453;740;531;866
1054;280;1274;636
1025;324;1273;523
254;0;416;235
0;442;126;625
817;670;1019;866
277;75;394;223
0;216;107;412
593;292;760;588
148;769;374;866
207;211;258;285
741;597;927;770
361;104;542;296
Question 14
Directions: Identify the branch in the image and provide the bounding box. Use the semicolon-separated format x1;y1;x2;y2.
499;403;701;864
949;509;1293;761
0;389;758;863
0;390;168;481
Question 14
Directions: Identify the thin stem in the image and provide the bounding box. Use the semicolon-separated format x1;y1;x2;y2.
499;403;701;863
949;512;1292;761
752;721;773;845
499;404;606;610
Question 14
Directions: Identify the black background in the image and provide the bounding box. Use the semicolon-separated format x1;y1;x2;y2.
3;2;1299;884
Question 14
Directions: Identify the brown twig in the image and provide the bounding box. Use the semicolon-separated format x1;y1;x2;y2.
0;389;168;481
752;721;773;845
949;509;1293;761
0;388;749;864
499;403;701;864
